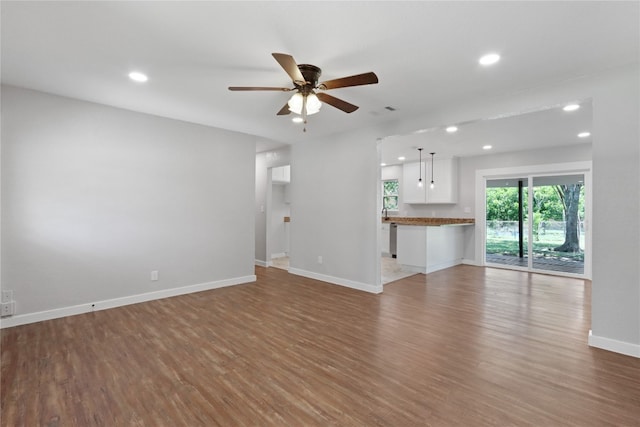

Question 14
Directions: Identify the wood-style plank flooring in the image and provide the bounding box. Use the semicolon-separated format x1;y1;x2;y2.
2;265;640;426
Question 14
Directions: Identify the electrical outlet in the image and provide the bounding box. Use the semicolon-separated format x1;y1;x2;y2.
1;290;12;303
151;270;159;281
317;255;323;264
1;302;15;317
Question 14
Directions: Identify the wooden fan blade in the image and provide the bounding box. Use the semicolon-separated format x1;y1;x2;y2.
272;53;306;85
319;72;379;90
316;92;359;113
228;86;292;91
277;103;291;116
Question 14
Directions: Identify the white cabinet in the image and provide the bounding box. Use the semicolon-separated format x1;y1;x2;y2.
402;157;458;204
397;225;427;270
425;225;464;273
402;162;426;203
397;224;467;274
272;165;290;183
428;157;458;204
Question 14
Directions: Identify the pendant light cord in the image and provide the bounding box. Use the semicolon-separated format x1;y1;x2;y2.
430;152;435;188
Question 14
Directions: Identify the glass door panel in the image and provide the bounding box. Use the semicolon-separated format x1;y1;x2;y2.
531;175;585;275
485;178;529;268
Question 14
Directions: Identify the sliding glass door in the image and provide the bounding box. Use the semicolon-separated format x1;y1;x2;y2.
485;178;529;268
530;175;584;275
485;173;587;277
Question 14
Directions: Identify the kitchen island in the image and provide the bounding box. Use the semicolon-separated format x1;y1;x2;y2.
382;217;474;274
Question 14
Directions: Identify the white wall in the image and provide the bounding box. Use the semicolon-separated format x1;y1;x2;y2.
289;127;382;293
1;86;257;326
589;66;639;355
255;147;290;265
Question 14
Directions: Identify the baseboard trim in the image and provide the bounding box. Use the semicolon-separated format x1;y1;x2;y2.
426;259;463;274
255;259;268;267
288;268;382;294
462;258;481;266
588;330;640;358
271;252;287;259
398;264;426;274
0;275;257;329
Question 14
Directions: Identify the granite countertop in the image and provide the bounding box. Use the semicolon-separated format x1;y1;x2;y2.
381;217;475;226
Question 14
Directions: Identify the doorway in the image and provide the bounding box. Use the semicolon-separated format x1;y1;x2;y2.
268;165;291;270
479;163;591;278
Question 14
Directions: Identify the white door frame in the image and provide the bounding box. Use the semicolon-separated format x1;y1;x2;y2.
475;161;592;279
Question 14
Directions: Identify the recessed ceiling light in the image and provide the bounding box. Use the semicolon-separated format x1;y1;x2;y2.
446;126;458;133
563;104;580;112
483;145;492;150
578;132;591;138
128;71;148;82
380;162;387;167
398;156;406;161
479;53;500;66
292;117;304;123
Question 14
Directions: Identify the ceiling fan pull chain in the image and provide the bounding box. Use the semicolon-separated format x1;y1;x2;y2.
302;95;308;132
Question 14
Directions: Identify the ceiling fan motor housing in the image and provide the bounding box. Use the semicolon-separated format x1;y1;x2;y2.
297;64;322;93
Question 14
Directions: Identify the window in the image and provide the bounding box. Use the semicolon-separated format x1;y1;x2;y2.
383;179;399;210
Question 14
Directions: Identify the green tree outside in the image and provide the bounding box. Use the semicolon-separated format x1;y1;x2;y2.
486;183;584;259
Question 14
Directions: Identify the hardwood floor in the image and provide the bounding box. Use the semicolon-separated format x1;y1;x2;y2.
2;265;639;426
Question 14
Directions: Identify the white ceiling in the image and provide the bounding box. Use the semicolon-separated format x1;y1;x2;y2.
2;1;638;155
381;101;593;165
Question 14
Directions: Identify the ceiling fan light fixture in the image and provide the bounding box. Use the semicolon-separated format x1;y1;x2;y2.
306;93;322;115
288;93;304;114
288;92;322;115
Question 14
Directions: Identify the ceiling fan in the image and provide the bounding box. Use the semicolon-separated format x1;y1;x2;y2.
229;53;379;131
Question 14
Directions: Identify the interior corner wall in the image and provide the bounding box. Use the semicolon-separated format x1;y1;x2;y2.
1;85;256;326
254;146;290;265
289;128;381;293
589;66;640;352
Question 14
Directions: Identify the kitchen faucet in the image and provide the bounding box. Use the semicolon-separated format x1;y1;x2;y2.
382;207;389;220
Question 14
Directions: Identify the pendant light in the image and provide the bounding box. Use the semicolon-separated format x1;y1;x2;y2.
430;152;435;189
417;148;424;188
